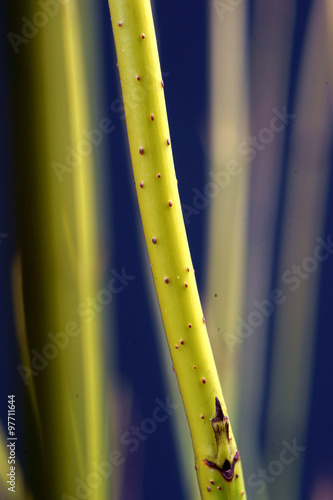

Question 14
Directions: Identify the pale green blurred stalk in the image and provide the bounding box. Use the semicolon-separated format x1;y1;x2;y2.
264;2;332;499
7;1;111;498
205;0;248;437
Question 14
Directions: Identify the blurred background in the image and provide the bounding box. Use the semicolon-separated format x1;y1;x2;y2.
1;0;332;499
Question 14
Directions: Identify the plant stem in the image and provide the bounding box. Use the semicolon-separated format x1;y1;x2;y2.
8;1;109;497
108;1;246;497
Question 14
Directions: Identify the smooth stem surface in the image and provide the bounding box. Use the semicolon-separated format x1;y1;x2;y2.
8;1;109;497
108;1;246;498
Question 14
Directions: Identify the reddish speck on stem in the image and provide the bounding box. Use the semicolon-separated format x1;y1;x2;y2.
161;79;164;88
217;486;221;491
168;201;173;207
186;267;190;272
152;238;157;244
157;173;161;178
139;147;144;155
201;414;204;419
202;378;206;384
188;323;192;328
164;277;169;284
118;21;122;27
141;33;145;39
150;114;155;121
180;339;184;345
140;182;144;188
136;75;141;81
185;282;188;288
207;487;211;492
203;317;206;323
167;138;170;145
175;345;178;349
193;366;197;369
210;480;214;485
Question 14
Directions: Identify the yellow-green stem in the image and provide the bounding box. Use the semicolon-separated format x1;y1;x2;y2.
108;1;246;498
8;1;109;497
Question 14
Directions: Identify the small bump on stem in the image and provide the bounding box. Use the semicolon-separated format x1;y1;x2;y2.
188;323;192;328
217;486;221;491
140;182;144;188
168;201;173;207
207;487;211;492
157;173;161;178
200;414;204;419
180;339;184;345
139;147;144;155
175;345;178;349
118;21;122;27
193;366;197;370
184;282;188;288
164;277;169;284
141;33;145;39
167;138;170;145
161;79;164;88
210;480;214;485
202;378;206;384
150;114;155;121
136;75;141;81
152;237;157;244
